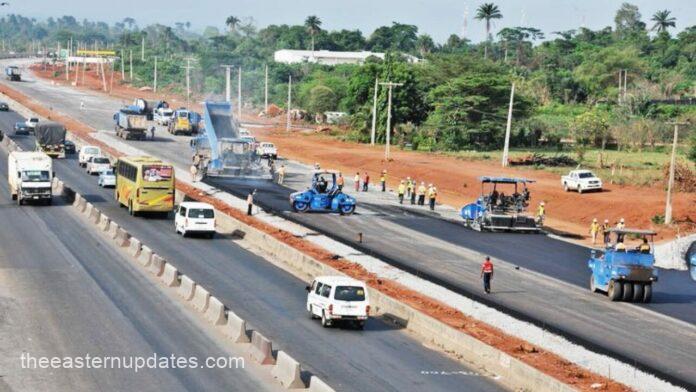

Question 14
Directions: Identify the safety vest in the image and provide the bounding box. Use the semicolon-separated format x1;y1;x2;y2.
398;184;406;194
407;180;413;191
481;261;493;273
590;222;600;234
428;187;437;199
354;175;360;182
537;205;545;216
417;185;426;195
380;175;385;182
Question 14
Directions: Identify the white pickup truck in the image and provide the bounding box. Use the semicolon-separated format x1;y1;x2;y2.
256;142;277;159
561;170;603;193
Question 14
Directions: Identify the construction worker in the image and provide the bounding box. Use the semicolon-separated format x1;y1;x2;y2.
189;163;198;182
536;201;546;225
427;184;437;211
336;172;345;191
277;164;286;185
638;238;651;254
406;177;412;198
410;179;417;205
590;218;600;245
417;182;426;206
246;189;256;216
363;172;370;192
480;256;494;294
397;180;406;204
150;125;156;140
354;172;360;192
616;218;625;242
615;240;626;252
380;170;387;192
601;219;611;246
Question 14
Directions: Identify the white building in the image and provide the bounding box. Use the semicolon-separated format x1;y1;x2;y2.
273;49;420;66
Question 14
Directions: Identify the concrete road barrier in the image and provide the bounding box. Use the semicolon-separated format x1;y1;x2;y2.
107;221;119;239
128;237;142;257
55;180;64;195
192;285;210;312
177;275;196;301
84;202;95;217
98;213;110;231
114;227;129;247
149;254;165;276
137;245;153;267
73;194;87;212
249;331;275;365
205;296;226;325
308;376;335;392
159;263;179;287
271;351;306;389
223;311;250;343
88;205;100;223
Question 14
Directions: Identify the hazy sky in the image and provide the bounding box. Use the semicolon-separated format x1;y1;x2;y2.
6;0;695;43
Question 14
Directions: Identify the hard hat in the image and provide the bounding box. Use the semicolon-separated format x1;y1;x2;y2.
540;201;545;205
604;219;609;223
429;183;433;186
593;218;597;222
620;218;625;223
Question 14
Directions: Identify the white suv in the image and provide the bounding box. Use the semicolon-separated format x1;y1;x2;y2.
175;202;216;238
86;156;111;175
78;145;102;167
306;276;370;329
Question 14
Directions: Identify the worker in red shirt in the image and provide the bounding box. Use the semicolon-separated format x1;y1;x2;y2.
480;256;494;294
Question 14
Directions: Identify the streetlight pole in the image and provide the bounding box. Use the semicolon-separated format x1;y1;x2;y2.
153;56;158;93
379;81;403;161
502;82;516;167
286;75;292;132
220;65;234;102
129;49;133;81
370;77;379;145
665;122;686;225
183;58;195;109
237;66;242;119
264;64;269;114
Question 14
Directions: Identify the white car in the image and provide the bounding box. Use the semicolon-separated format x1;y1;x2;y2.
25;117;39;130
155;108;174;125
561;169;603;194
86;156;111;175
175;202;216;238
78;145;102;167
306;276;370;329
98;169;116;187
256;142;277;159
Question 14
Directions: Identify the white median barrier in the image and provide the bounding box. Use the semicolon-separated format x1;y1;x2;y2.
249;331;275;365
159;263;179;287
88;205;100;223
223;311;250;343
128;237;142;257
98;213;110;231
55;180;65;195
192;285;210;312
114;227;129;247
73;194;86;212
308;376;335;392
149;254;165;276
205;296;226;325
177;275;196;301
107;221;119;239
272;351;306;389
83;202;95;217
137;245;153;267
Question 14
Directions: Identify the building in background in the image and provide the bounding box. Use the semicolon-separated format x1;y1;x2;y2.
273;49;420;66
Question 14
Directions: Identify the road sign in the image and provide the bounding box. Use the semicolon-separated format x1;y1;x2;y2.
76;50;116;56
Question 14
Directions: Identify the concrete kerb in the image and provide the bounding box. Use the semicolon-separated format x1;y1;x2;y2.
128;237;142;257
223;311;250;343
159;263;180;287
249;331;276;365
205;296;227;326
137;245;153;267
88;204;100;223
107;220;119;239
271;351;306;389
98;213;110;231
149;254;165;276
114;227;130;247
177;275;196;301
308;376;335;392
191;285;210;312
83;202;94;217
73;193;87;212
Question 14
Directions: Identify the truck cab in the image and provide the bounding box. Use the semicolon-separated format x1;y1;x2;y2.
8;151;53;205
168;110;192;135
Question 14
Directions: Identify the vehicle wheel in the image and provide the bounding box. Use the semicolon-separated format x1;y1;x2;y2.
11;193;16;201
356;321;365;330
45;199;52;206
308;305;318;320
208;232;215;239
590;276;599;293
128;201;136;217
632;283;644;303
607;280;622;301
622;282;633;302
321;311;330;328
340;204;355;215
563;183;569;192
293;201;309;212
642;284;652;303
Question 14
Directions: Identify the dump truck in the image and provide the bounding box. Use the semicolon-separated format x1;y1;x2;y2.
34;122;66;158
114;101;149;140
8;151;53;205
5;66;21;81
168;109;193;135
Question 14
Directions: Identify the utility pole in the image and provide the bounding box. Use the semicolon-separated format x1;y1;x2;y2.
220;65;233;102
141;35;145;61
502;82;516;167
183;58;195;108
370;77;379;145
379;81;403;161
623;69;628;102
237;66;242;119
121;51;125;80
264;64;269;113
129;50;133;81
286;75;292;132
153;56;158;92
618;70;623;105
99;59;107;92
664;122;686;225
65;57;69;81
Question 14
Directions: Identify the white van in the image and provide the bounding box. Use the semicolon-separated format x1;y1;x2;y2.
175;202;216;238
78;145;102;167
306;276;370;329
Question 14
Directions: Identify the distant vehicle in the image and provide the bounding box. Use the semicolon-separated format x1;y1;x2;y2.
98;169;116;188
168;109;193;135
63;140;76;155
306;276;370;329
256;142;277;159
588;229;658;303
688;241;696;282
86;156;111;175
78;145;102;167
324;111;348;124
0;102;9;111
115;156;175;216
25;117;39;130
34;122;66;158
154;107;174;125
460;177;540;232
114;107;148;140
290;170;356;215
188;111;202;134
14;122;30;135
8;151;53;205
562;170;602;194
5;66;21;82
175;201;216;238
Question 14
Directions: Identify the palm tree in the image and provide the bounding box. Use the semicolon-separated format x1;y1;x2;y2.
304;15;322;51
651;10;676;33
475;3;503;59
225;16;240;33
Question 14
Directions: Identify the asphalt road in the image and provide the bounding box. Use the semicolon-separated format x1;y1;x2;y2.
0;136;273;391
0;110;504;392
1;62;694;388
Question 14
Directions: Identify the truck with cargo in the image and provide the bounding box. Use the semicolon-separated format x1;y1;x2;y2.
114;108;148;140
34;122;66;158
5;66;21;81
8;151;53;205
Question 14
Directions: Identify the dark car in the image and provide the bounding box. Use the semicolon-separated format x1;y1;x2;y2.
14;122;29;135
64;140;76;154
0;102;8;111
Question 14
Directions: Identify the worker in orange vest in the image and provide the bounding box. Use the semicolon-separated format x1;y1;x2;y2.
336;172;345;191
480;256;494;294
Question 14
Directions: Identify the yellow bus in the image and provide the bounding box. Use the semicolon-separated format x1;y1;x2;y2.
115;156;175;216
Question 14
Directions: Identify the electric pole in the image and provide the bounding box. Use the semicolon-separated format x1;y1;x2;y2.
237;66;242;119
264;64;269;114
183;58;195;109
141;35;145;61
220;65;234;102
370;77;379;145
286;75;292;132
153;56;158;93
129;50;133;80
665;122;686;225
379;81;403;161
502;82;516;167
121;51;125;80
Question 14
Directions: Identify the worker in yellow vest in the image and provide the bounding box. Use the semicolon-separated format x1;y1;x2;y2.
417;182;427;206
397;180;406;204
589;218;600;245
380;170;387;192
427;184;437;211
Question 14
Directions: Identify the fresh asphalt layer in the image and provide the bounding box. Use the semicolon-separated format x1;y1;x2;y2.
0;110;504;392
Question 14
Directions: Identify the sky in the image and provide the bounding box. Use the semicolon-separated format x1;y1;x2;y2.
6;0;696;43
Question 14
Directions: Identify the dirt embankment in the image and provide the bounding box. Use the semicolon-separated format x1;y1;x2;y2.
0;81;632;392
